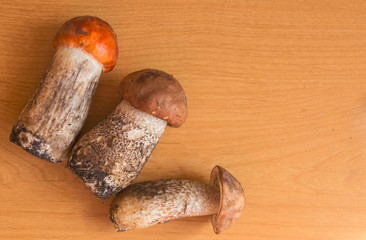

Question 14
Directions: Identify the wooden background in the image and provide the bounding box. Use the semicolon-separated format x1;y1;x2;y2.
1;0;366;239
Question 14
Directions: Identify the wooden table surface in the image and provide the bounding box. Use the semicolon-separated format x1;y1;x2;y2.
1;1;366;239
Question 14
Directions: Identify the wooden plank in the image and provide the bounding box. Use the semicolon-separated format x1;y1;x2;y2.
1;1;366;239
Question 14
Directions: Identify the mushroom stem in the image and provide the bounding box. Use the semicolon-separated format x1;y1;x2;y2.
10;46;102;163
68;100;167;200
110;179;220;231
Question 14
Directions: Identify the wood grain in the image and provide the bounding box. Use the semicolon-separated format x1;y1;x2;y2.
1;0;366;239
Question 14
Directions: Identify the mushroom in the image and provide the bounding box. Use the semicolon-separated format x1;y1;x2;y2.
67;69;187;200
9;16;118;163
109;165;245;234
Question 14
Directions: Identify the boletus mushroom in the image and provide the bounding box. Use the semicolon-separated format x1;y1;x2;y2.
9;16;118;163
109;165;245;234
67;69;187;200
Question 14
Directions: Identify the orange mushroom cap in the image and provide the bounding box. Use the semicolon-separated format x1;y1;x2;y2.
54;16;118;72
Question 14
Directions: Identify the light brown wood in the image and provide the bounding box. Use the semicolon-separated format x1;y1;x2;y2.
1;1;366;239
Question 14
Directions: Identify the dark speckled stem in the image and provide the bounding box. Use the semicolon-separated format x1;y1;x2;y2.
110;179;220;231
67;100;167;200
10;47;102;163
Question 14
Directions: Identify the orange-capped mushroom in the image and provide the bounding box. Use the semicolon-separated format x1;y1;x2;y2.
54;16;118;72
10;16;118;164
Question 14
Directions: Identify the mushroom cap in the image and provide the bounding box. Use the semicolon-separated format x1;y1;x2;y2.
119;69;187;128
54;16;118;72
209;165;245;234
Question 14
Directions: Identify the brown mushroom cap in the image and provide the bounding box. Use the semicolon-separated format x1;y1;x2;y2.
209;165;245;234
119;69;187;128
54;16;118;72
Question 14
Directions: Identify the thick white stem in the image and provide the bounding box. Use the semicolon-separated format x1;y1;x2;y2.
68;100;167;200
10;47;102;163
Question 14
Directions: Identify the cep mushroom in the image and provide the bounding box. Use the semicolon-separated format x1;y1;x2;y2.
67;69;187;200
9;16;118;163
109;165;245;234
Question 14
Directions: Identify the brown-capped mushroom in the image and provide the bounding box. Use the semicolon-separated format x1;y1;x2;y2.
67;69;187;200
109;165;244;234
9;16;118;164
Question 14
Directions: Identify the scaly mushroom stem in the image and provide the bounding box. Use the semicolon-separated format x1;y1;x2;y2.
68;100;167;200
10;46;102;163
110;179;220;231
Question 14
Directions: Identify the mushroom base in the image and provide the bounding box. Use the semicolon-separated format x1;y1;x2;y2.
68;100;167;200
110;179;220;231
10;46;102;163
